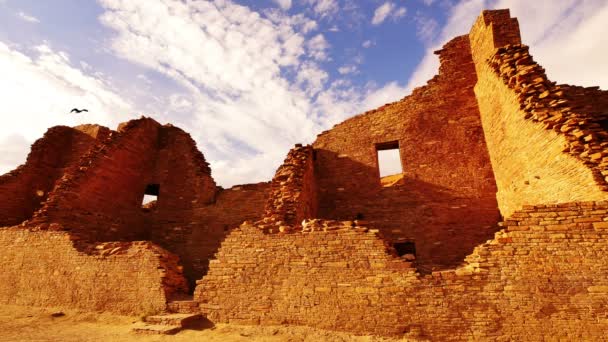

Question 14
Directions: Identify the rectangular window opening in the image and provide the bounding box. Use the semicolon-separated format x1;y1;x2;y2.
394;241;416;261
376;141;404;187
142;183;160;208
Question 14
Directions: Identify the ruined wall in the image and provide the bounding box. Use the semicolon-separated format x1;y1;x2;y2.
0;227;187;315
262;145;317;227
32;118;162;241
196;201;608;340
470;10;608;217
150;181;270;288
0;125;108;227
0;117;268;289
313;35;499;269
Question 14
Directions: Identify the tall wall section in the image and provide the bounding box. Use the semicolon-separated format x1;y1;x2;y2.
31;118;163;241
312;35;499;269
470;9;608;217
0;125;109;227
196;201;608;340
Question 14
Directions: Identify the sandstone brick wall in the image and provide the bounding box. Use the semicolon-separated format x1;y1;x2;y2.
1;117;269;291
195;201;608;340
0;125;108;227
313;35;500;269
150;181;270;288
470;10;608;217
31;118;162;241
262;145;317;227
0;227;187;315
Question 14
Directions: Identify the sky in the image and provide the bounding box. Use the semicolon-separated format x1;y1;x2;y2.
0;0;607;187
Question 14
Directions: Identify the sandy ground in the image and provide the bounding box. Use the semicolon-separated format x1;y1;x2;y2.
0;305;415;342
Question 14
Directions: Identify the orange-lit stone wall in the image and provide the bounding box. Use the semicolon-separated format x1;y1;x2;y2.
0;117;269;289
0;227;187;315
262;145;317;227
470;10;608;217
196;201;608;340
149;181;270;288
0;125;108;227
31;118;162;241
313;35;500;270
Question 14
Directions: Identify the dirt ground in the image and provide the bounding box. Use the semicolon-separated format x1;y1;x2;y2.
0;305;416;342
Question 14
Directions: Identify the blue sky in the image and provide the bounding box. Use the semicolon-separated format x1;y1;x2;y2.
1;0;607;187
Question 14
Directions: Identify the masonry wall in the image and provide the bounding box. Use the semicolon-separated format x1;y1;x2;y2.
0;125;108;227
313;35;499;269
32;118;162;241
196;201;608;340
0;227;187;315
470;10;608;217
263;145;317;227
149;181;270;288
0;117;269;289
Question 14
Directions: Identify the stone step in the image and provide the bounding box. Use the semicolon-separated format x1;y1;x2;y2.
132;322;181;335
145;313;202;327
167;299;200;314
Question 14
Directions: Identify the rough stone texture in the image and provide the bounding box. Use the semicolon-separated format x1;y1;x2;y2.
196;202;608;340
262;145;317;228
470;9;608;217
313;34;500;270
3;117;269;289
0;125;109;227
149;181;270;288
195;9;608;340
0;116;270;312
2;8;608;341
0;228;186;315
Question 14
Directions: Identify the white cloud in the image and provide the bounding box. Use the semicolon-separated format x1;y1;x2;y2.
422;0;436;5
303;0;339;18
372;2;407;25
0;134;30;174
414;14;439;45
16;11;40;23
338;65;358;75
307;34;330;61
405;0;608;91
0;40;134;175
362;40;374;48
99;0;330;186
272;0;292;10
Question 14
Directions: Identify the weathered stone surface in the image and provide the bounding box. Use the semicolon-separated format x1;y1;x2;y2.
1;8;608;342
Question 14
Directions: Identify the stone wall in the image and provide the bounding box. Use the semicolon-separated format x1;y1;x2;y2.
313;35;500;269
0;117;270;290
0;125;108;227
150;181;270;288
31;118;162;241
195;201;608;340
0;227;187;315
470;10;608;217
262;145;317;227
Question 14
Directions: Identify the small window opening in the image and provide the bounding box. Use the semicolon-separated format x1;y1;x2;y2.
376;141;404;187
394;241;416;261
142;183;160;206
355;213;364;220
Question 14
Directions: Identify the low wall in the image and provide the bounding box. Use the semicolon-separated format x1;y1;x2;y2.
195;201;608;340
0;227;188;315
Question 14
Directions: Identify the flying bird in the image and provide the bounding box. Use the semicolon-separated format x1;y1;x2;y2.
70;108;88;113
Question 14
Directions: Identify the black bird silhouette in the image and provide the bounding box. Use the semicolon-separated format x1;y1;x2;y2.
70;108;88;113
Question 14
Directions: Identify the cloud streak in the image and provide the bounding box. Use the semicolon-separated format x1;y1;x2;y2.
372;2;407;25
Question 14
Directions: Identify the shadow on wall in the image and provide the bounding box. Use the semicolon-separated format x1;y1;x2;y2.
314;148;501;271
0;128;98;227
